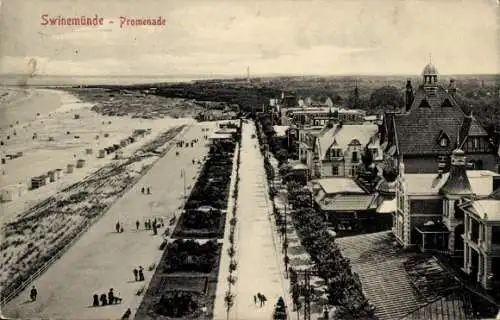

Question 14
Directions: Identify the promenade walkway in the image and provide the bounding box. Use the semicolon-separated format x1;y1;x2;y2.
214;121;291;320
3;121;217;320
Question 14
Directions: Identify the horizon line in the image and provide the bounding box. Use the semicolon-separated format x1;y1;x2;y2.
1;72;499;78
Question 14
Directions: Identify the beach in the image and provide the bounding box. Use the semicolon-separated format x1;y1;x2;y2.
0;87;199;224
0;86;209;313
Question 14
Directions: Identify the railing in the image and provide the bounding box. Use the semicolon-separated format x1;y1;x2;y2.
0;125;192;306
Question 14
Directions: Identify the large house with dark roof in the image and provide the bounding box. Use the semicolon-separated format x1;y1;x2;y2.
395;148;500;289
381;63;498;173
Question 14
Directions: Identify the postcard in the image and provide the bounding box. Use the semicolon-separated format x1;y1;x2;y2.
0;0;499;319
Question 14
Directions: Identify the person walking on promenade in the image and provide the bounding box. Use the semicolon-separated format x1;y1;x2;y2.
138;266;145;281
261;294;267;306
253;294;257;305
136;220;140;230
133;268;138;281
30;286;37;301
147;187;151;195
257;293;263;307
115;221;120;233
141;187;145;194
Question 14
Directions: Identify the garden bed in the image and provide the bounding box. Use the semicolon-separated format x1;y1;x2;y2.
172;139;236;239
0;125;185;304
135;241;223;320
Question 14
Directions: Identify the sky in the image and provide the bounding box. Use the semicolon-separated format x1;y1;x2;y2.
0;0;498;77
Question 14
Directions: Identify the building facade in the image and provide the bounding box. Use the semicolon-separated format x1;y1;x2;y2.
380;63;498;173
298;123;381;178
394;148;500;289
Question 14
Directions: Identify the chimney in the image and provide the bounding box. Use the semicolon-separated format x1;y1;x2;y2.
448;79;457;97
405;79;414;112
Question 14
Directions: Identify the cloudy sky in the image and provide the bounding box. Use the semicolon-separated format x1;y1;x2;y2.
0;0;498;77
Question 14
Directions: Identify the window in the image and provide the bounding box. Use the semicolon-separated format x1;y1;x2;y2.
370;148;378;158
331;148;343;158
352;151;359;163
419;99;431;108
440;138;448;147
348;166;356;177
332;165;339;176
441;99;453;108
492;226;500;245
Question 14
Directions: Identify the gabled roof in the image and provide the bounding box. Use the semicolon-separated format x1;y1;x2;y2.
392;85;488;156
315;124;378;160
319;194;378;211
315;178;366;195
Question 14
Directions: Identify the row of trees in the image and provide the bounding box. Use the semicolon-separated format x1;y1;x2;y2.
224;136;242;319
290;206;376;319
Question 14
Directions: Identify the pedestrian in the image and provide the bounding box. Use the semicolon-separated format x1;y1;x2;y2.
30;285;37;301
253;294;257;305
100;293;108;306
120;226;124;233
257;293;262;307
262;294;267;306
108;288;115;304
136;220;140;230
115;221;120;233
138;266;145;281
133;268;138;281
147;219;152;230
147;187;150;195
141;187;145;194
92;294;99;307
152;223;157;235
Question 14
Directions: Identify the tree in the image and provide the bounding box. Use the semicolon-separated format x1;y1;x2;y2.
361;148;373;170
273;296;287;320
369;86;404;111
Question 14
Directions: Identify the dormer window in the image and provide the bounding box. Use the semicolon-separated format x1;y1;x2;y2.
419;99;431;108
440;138;449;147
441;99;453;108
330;148;343;158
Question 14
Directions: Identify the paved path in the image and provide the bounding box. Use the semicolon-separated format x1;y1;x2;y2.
221;122;291;320
3;121;217;320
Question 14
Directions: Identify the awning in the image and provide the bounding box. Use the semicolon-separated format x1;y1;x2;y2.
415;222;449;234
376;198;397;213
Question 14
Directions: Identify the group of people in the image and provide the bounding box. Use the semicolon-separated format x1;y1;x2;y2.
253;293;268;307
133;266;145;282
140;187;151;195
115;221;124;233
92;288;122;307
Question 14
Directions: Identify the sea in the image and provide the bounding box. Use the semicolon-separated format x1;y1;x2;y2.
0;74;240;87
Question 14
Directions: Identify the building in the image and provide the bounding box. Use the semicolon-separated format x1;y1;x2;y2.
381;63;498;173
298;123;380;178
394;148;500;289
459;194;500;289
313;178;391;234
282;107;366;127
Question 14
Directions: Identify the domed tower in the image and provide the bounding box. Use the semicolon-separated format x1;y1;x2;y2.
422;62;439;96
422;63;438;85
